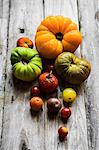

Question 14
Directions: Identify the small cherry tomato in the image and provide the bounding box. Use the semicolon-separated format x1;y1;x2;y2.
61;107;71;121
47;98;62;114
31;86;41;97
17;37;33;48
58;126;68;141
62;88;77;103
30;97;43;111
46;64;54;72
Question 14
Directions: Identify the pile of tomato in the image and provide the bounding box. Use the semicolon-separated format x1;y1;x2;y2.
16;37;77;142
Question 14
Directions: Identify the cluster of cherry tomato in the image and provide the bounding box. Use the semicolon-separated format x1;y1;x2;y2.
30;63;77;141
17;37;77;141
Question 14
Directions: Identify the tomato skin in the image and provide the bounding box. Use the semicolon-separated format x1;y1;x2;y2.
46;64;54;72
30;97;43;111
47;98;62;114
58;127;68;141
62;88;77;103
31;86;41;97
39;72;58;93
17;37;33;48
61;107;71;121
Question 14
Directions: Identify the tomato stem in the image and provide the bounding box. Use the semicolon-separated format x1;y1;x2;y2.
55;32;63;41
47;70;52;79
21;59;29;65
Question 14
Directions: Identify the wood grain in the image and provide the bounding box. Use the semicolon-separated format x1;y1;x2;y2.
78;0;99;149
0;0;97;150
0;0;44;150
44;0;88;150
0;0;10;145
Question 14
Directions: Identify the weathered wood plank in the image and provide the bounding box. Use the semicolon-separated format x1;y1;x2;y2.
44;0;88;150
0;0;10;145
78;0;99;149
1;0;45;150
0;0;93;150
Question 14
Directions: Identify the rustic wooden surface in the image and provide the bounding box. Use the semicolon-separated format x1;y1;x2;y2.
0;0;99;150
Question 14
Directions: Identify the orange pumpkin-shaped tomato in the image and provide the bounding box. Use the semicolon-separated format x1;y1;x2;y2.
35;16;82;59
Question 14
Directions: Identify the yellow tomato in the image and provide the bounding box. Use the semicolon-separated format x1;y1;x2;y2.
62;88;77;103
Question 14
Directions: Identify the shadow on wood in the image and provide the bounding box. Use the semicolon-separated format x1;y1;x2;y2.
30;108;43;118
12;74;34;92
